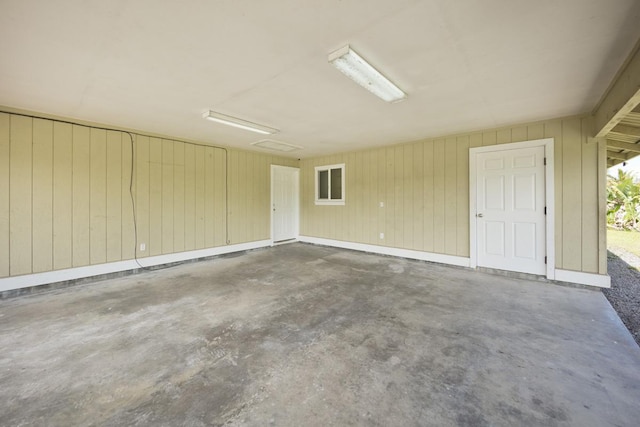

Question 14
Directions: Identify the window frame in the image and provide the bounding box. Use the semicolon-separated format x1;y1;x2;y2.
314;163;345;205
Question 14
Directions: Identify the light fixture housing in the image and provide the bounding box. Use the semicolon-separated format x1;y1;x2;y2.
328;45;406;103
202;110;278;135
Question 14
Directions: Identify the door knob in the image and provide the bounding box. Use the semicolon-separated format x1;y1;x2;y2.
476;213;483;218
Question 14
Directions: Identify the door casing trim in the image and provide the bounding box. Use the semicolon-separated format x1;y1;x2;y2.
469;138;555;279
270;165;300;244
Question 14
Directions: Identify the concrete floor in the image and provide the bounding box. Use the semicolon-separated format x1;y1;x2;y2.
1;243;639;426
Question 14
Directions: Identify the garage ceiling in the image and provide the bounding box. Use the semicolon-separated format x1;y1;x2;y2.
1;0;640;158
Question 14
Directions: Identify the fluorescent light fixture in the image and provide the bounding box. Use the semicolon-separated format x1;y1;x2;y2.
202;110;278;135
328;45;406;103
251;139;302;152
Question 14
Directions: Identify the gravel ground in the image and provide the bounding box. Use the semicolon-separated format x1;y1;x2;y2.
604;248;640;347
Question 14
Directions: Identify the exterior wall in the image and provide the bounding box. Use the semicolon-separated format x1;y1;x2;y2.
300;115;605;275
0;112;297;279
0;110;606;282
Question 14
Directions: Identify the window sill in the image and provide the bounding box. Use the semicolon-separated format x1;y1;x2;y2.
315;200;345;206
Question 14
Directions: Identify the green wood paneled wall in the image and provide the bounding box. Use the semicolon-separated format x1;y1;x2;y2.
300;116;604;274
0;112;296;278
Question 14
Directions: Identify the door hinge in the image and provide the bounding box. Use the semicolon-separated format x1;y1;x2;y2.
545;256;547;264
544;206;547;215
544;157;547;166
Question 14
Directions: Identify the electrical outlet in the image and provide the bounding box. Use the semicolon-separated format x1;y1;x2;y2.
140;243;146;252
379;233;384;240
379;201;384;208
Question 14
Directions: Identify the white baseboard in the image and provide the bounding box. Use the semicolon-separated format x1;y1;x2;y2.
1;238;610;293
298;236;471;268
554;269;611;288
299;236;610;289
0;240;272;293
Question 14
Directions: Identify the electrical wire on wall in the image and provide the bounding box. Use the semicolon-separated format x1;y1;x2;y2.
0;110;230;272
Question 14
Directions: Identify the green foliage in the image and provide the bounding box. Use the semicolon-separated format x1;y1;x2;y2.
607;169;640;230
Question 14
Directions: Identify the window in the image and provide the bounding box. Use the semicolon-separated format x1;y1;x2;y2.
315;163;345;205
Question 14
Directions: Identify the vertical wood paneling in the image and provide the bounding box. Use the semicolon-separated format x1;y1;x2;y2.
0;114;10;277
361;151;372;244
245;153;255;241
402;145;413;249
344;154;352;242
423;140;434;252
255;152;265;241
161;139;174;254
482;131;496;147
262;156;271;239
456;136;470;256
511;126;527;143
184;144;196;251
148;138;162;256
393;147;403;248
10;116;34;275
10;116;33;274
194;145;205;249
264;155;272;239
173;142;185;253
72;125;91;267
377;148;386;245
1;112;302;280
259;154;268;240
369;150;380;244
300;160;308;235
256;153;264;241
299;114;600;274
363;154;373;242
562;118;583;270
135;136;150;258
106;131;122;262
205;147;216;246
597;138;608;274
350;153;363;242
32;119;53;273
527;124;544;140
333;154;344;240
0;110;606;281
238;151;248;243
469;134;483;149
412;142;424;251
444;138;457;255
433;139;445;253
581;118;598;273
496;129;511;144
121;133;135;261
258;153;267;240
90;129;107;264
384;147;395;246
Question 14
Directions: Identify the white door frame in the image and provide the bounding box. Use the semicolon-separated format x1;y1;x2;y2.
469;138;555;279
270;165;300;244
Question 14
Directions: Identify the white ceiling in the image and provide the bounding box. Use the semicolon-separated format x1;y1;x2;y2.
1;0;640;158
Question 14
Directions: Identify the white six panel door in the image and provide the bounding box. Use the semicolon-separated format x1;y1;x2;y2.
476;146;546;275
272;166;299;242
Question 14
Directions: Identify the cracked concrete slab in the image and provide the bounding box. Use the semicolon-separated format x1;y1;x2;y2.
0;243;638;426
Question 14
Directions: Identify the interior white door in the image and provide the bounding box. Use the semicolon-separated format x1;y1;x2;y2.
272;165;299;242
476;146;546;275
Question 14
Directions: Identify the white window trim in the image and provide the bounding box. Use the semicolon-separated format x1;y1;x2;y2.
315;163;345;205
